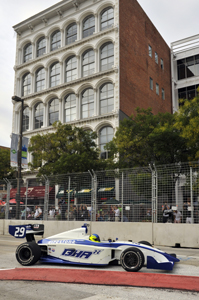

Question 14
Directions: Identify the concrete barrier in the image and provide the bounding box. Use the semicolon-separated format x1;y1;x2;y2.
1;220;199;247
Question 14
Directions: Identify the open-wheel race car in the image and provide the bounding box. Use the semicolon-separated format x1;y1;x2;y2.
9;223;179;272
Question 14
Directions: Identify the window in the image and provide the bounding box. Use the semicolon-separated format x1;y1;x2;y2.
50;62;60;87
24;43;32;62
81;89;94;119
82;49;95;77
101;7;114;31
35;68;45;92
177;55;199;80
99;126;114;159
161;58;164;70
100;83;114;114
162;88;165;100
100;42;114;71
66;23;77;45
65;94;76;122
22;73;31;96
49;99;59;125
148;45;152;58
23;107;29;132
83;15;95;38
156;83;159;95
51;30;61;51
155;52;158;64
150;77;153;90
65;56;77;82
34;102;44;129
178;85;199;101
37;37;46;57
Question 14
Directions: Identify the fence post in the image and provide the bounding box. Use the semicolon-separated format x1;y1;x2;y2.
44;176;49;220
4;179;10;219
89;170;97;222
25;181;28;220
190;167;194;224
67;176;71;221
121;171;123;222
149;165;158;224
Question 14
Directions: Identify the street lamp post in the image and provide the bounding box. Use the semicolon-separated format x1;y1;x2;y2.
12;96;24;219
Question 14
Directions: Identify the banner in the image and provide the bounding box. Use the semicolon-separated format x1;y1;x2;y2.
10;133;18;167
10;134;29;169
21;136;29;169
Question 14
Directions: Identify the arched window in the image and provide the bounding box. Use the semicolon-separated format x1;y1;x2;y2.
99;126;114;159
49;99;59;125
37;37;46;57
65;94;76;122
101;7;114;31
22;73;31;96
82;49;95;77
65;56;77;82
24;43;32;62
100;42;114;71
51;30;61;51
83;15;95;38
66;23;77;45
35;68;45;92
22;107;29;132
50;62;60;87
81;89;94;119
34;102;44;129
100;83;114;114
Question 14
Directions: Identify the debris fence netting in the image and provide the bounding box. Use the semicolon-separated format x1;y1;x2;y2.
0;162;198;223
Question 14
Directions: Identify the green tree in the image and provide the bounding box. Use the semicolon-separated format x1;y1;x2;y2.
28;122;106;177
105;108;188;169
0;148;15;180
174;91;199;161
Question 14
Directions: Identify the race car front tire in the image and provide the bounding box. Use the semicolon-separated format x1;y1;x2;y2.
16;242;41;266
120;247;144;272
138;240;153;247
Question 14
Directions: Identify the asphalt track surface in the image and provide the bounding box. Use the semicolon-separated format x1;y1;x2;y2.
0;235;199;299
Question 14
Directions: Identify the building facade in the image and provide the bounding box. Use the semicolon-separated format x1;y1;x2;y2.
171;34;199;112
12;0;172;181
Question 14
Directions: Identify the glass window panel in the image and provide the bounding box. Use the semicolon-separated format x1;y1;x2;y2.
23;107;29;132
66;23;77;45
51;31;61;51
65;56;77;82
50;63;60;87
34;103;44;129
83;15;95;38
22;73;31;96
37;37;46;57
65;94;76;122
24;43;32;62
101;7;114;31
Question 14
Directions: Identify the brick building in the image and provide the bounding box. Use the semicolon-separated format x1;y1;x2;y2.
11;0;172;181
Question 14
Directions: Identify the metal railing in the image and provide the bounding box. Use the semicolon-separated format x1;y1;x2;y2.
0;161;199;223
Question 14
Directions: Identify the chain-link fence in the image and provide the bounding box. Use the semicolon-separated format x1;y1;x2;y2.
0;162;199;223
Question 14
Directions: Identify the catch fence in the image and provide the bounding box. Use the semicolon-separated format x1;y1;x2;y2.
0;162;199;223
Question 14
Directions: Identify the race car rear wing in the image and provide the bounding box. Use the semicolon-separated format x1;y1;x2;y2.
9;224;44;242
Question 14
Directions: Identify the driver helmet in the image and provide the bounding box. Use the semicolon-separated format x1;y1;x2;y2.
89;233;100;242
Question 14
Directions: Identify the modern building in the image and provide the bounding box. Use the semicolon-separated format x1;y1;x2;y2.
171;34;199;112
11;0;172;183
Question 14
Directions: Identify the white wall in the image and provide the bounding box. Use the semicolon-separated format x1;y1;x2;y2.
1;220;199;247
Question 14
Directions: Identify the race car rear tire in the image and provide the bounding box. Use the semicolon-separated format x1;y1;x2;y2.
120;247;144;272
16;242;41;266
138;240;153;247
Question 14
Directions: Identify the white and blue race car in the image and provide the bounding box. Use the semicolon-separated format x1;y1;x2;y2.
9;224;179;272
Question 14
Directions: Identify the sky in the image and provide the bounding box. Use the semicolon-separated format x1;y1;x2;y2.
0;0;199;147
